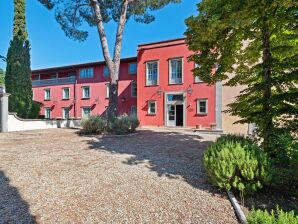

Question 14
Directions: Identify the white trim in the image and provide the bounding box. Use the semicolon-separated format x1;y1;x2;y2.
197;98;208;114
164;91;186;127
82;86;90;99
62;87;70;100
145;60;159;86
169;57;183;85
147;100;156;115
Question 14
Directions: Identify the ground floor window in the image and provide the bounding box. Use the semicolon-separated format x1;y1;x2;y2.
82;107;91;118
148;101;156;115
131;105;137;117
63;108;70;119
197;99;208;114
44;108;51;119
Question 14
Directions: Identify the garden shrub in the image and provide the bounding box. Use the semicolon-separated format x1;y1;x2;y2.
109;114;131;135
204;135;271;194
81;115;106;134
129;116;140;132
247;207;298;224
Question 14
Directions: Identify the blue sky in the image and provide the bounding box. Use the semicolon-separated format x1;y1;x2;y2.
0;1;199;70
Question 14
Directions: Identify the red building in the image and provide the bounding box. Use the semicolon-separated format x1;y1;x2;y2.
31;38;222;130
32;57;137;119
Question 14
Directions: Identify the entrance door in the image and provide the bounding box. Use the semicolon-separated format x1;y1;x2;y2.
176;104;183;126
167;105;176;126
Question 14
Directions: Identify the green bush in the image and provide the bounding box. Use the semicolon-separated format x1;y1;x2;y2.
204;135;271;194
129;116;140;132
81;115;106;135
247;207;298;224
109;114;140;135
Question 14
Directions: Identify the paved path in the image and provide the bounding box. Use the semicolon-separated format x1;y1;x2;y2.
0;129;238;223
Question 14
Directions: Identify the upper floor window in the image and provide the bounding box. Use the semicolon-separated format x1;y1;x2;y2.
103;66;109;77
44;108;51;119
44;89;51;100
194;63;202;83
197;99;208;114
169;58;183;84
82;86;90;99
131;81;137;97
62;88;70;100
146;61;158;86
80;68;94;79
128;63;137;74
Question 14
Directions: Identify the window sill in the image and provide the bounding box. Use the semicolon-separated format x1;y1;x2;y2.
147;113;156;116
82;97;90;100
62;98;70;100
145;84;159;87
196;113;208;116
44;99;51;101
168;83;183;85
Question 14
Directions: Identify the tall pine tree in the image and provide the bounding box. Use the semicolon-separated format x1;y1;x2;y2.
185;0;298;152
5;0;39;118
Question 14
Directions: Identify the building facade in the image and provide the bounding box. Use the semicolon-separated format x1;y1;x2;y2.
31;38;249;134
32;57;137;119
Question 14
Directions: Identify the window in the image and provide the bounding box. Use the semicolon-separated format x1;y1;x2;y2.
82;86;90;99
44;108;51;119
128;63;137;74
80;68;94;78
44;89;51;100
62;108;70;119
62;88;70;100
146;61;158;86
103;66;109;77
148;101;156;115
105;83;109;98
197;99;208;114
131;81;137;97
194;63;202;83
169;58;183;84
82;107;91;118
131;105;137;117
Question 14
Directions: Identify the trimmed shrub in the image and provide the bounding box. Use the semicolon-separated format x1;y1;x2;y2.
204;135;271;194
247;207;298;224
81;115;106;134
129;116;140;132
109;114;131;135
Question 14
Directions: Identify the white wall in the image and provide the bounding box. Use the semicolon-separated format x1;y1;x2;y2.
7;113;81;132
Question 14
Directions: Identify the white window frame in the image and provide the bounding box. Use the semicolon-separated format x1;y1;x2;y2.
82;107;91;118
44;89;51;100
148;101;156;115
197;99;208;114
131;105;137;117
44;107;51;119
131;81;137;97
103;66;109;77
105;83;109;98
146;60;158;86
62;87;70;100
82;86;90;99
79;68;94;79
169;57;183;84
194;63;203;83
128;62;137;75
62;108;70;119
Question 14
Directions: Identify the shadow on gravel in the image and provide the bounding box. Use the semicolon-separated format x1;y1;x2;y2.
85;130;218;192
0;170;36;223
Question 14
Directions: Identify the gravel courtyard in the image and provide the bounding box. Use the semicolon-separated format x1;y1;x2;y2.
0;128;238;223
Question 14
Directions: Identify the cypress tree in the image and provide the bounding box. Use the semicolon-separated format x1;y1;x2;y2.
5;0;39;118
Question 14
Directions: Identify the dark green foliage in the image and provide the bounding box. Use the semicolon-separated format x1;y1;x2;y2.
0;69;5;85
5;38;39;118
38;0;181;41
129;116;140;133
81;115;107;134
247;207;298;224
13;0;27;40
204;135;271;194
185;0;298;151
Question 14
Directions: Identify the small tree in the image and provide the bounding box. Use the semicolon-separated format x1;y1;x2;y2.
5;0;39;118
38;0;181;122
185;0;298;151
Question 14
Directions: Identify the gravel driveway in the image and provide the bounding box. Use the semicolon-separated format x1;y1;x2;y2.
0;128;238;223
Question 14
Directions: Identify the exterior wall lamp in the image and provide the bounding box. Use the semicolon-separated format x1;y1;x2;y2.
187;85;193;95
121;96;126;103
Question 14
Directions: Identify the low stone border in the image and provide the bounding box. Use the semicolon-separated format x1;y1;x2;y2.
227;190;247;224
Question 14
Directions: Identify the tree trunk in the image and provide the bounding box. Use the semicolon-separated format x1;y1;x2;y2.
262;24;273;151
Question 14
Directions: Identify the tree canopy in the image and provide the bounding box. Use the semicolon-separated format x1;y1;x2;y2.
185;0;298;150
